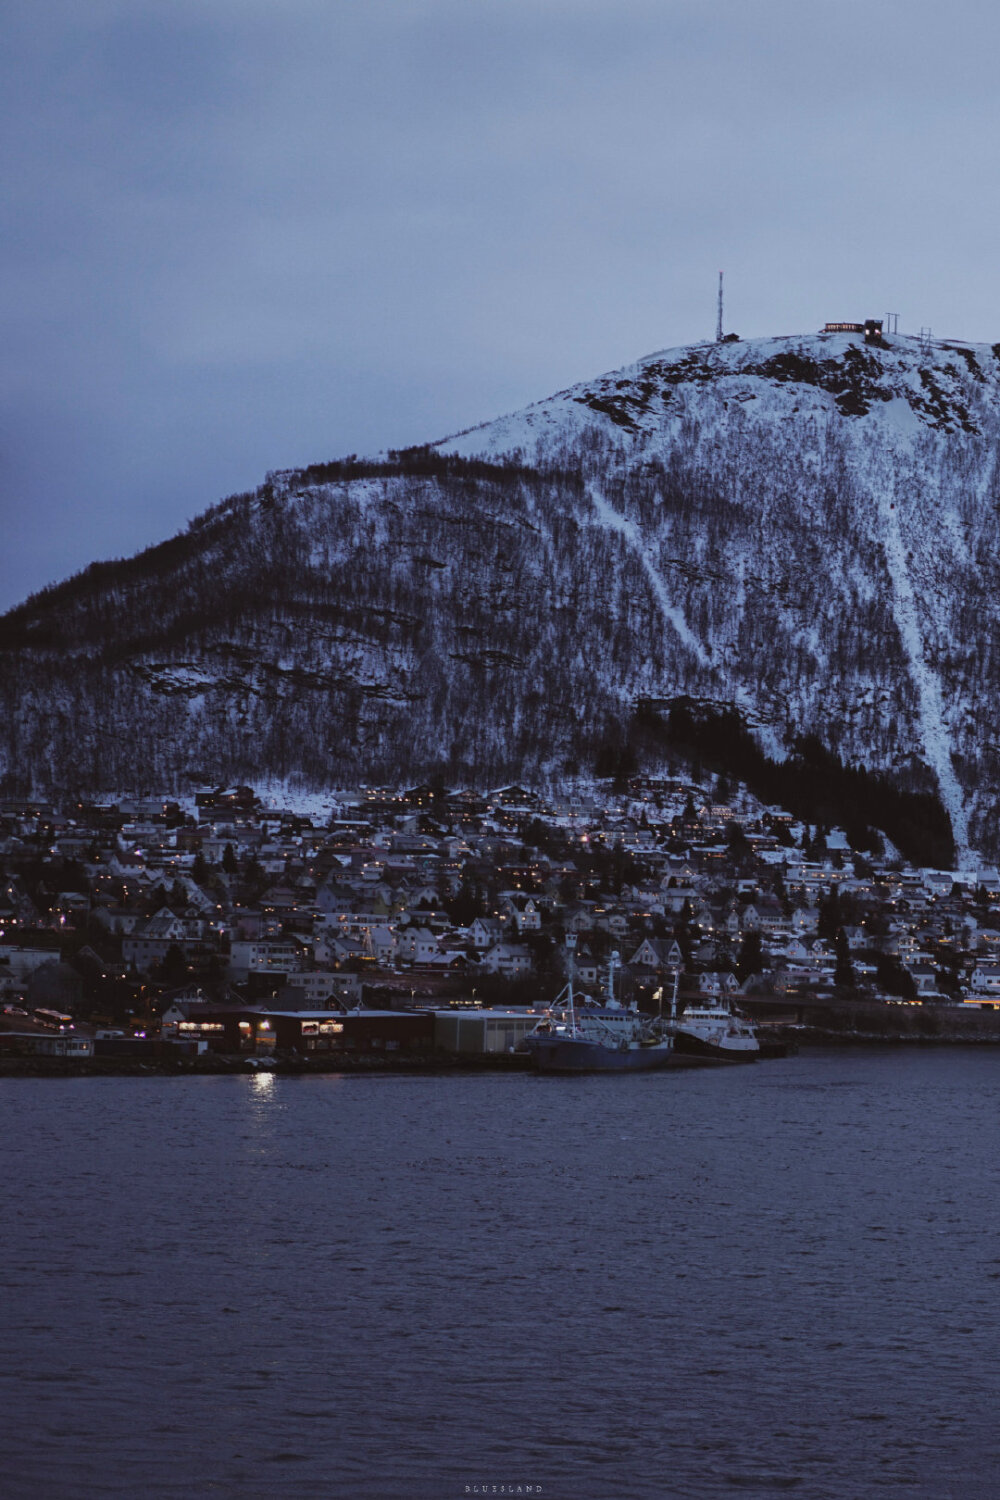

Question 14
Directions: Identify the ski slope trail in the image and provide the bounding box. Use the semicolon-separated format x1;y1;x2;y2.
880;494;971;863
586;484;712;670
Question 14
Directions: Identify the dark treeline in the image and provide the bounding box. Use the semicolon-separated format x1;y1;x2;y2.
634;699;955;869
0;530;218;649
289;445;557;490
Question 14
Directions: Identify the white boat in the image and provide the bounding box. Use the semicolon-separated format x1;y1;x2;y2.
670;993;760;1063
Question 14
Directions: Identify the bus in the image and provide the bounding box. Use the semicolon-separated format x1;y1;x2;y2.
32;1009;74;1031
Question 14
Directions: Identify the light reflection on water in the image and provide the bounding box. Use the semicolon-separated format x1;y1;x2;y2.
2;1050;1000;1499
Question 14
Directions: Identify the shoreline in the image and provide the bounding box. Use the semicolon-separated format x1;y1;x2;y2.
4;1028;1000;1077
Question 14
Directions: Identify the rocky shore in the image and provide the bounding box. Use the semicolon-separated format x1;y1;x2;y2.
761;998;1000;1047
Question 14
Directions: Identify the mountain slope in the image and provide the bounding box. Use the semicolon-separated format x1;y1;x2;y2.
3;329;1000;858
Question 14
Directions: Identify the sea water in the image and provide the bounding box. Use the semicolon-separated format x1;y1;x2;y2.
3;1048;1000;1499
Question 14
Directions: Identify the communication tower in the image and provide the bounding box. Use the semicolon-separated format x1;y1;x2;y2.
716;271;724;343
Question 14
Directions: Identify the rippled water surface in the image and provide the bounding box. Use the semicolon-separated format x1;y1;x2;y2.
4;1048;1000;1499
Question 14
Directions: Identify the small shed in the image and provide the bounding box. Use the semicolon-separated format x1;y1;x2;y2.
433;1008;541;1055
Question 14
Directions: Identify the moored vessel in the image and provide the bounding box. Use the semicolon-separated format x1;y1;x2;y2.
520;953;675;1073
669;993;760;1063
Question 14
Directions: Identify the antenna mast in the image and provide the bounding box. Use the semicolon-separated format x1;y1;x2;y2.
716;271;724;343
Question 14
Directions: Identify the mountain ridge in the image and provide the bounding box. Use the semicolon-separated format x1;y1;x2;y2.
4;328;1000;858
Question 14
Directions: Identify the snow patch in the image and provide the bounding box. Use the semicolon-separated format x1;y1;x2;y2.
880;492;971;861
586;483;712;669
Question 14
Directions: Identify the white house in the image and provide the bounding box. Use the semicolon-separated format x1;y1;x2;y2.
481;943;534;978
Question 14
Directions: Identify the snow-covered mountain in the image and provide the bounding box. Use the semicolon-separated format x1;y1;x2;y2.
3;328;1000;857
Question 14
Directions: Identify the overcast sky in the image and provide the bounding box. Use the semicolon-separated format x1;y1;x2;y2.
3;0;1000;612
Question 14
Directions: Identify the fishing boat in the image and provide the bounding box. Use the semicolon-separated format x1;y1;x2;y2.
669;992;760;1063
519;952;676;1073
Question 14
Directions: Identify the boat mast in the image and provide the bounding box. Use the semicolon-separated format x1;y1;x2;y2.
567;934;578;1036
606;950;621;1008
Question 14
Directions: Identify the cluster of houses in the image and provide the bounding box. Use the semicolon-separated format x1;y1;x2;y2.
2;776;1000;1056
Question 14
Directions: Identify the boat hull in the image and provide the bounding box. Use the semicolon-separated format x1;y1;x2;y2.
672;1031;759;1063
525;1038;677;1073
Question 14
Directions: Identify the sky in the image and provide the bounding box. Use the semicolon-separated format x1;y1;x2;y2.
3;0;1000;612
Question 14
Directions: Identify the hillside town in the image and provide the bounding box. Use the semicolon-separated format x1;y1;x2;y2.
2;776;1000;1062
